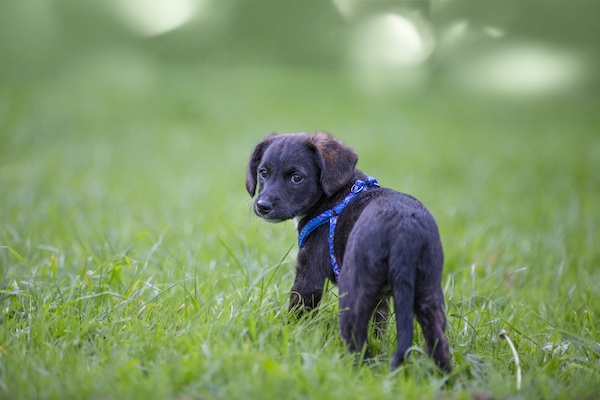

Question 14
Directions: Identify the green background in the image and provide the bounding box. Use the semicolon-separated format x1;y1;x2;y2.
1;1;599;399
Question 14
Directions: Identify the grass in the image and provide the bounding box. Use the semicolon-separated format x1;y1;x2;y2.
1;60;599;399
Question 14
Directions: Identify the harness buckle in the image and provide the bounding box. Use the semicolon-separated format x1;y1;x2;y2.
351;181;365;193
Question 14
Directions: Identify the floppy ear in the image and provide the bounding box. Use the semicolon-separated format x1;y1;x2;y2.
307;132;358;197
246;133;277;197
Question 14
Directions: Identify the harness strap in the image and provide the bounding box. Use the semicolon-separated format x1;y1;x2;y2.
297;176;379;281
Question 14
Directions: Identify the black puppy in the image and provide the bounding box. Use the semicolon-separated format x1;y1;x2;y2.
246;132;451;372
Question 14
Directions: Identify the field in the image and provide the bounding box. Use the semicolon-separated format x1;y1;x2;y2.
1;61;599;399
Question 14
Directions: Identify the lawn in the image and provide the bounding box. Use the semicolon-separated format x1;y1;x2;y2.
1;60;599;399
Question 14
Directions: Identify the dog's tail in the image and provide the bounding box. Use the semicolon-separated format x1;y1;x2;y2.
388;233;419;371
389;220;451;372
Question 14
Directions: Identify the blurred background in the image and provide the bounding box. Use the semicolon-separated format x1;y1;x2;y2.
1;4;599;397
1;0;599;267
1;0;599;94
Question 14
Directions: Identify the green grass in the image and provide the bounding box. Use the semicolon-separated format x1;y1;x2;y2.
1;62;599;399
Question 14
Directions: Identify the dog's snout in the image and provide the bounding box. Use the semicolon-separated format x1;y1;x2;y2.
256;199;274;215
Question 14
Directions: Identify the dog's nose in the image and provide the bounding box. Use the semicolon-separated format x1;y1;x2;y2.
256;199;273;215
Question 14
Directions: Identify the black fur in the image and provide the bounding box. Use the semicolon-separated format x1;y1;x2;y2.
246;131;451;372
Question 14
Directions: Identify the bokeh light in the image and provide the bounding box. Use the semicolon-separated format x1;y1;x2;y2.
349;12;435;93
352;13;435;68
112;0;206;37
452;43;589;97
0;1;598;98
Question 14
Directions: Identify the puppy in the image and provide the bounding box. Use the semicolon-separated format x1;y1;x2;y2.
246;132;451;372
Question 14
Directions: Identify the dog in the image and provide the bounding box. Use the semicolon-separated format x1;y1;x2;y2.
246;131;451;372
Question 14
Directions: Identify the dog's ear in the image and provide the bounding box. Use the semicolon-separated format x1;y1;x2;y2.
246;133;277;197
307;132;358;197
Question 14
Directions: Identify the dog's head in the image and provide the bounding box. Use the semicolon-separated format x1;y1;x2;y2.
246;132;358;222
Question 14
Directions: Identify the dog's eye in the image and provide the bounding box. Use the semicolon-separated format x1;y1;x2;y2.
258;169;268;179
291;174;303;184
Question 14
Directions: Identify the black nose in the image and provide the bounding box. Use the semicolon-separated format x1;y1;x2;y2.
256;199;273;215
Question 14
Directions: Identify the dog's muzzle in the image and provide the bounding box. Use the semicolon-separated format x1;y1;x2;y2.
256;199;273;216
254;197;287;222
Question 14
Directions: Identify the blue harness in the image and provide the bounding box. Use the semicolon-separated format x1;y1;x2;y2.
297;176;379;281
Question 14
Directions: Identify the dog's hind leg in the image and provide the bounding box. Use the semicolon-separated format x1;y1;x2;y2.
415;286;451;372
338;250;386;360
339;283;381;359
414;238;451;372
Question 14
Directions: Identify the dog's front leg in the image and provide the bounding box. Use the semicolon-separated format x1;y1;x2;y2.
289;248;331;317
289;269;324;316
373;297;390;338
289;287;322;316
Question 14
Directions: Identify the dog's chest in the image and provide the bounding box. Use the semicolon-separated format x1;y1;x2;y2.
293;216;306;230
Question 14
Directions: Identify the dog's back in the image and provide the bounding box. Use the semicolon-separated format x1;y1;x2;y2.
336;188;451;372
